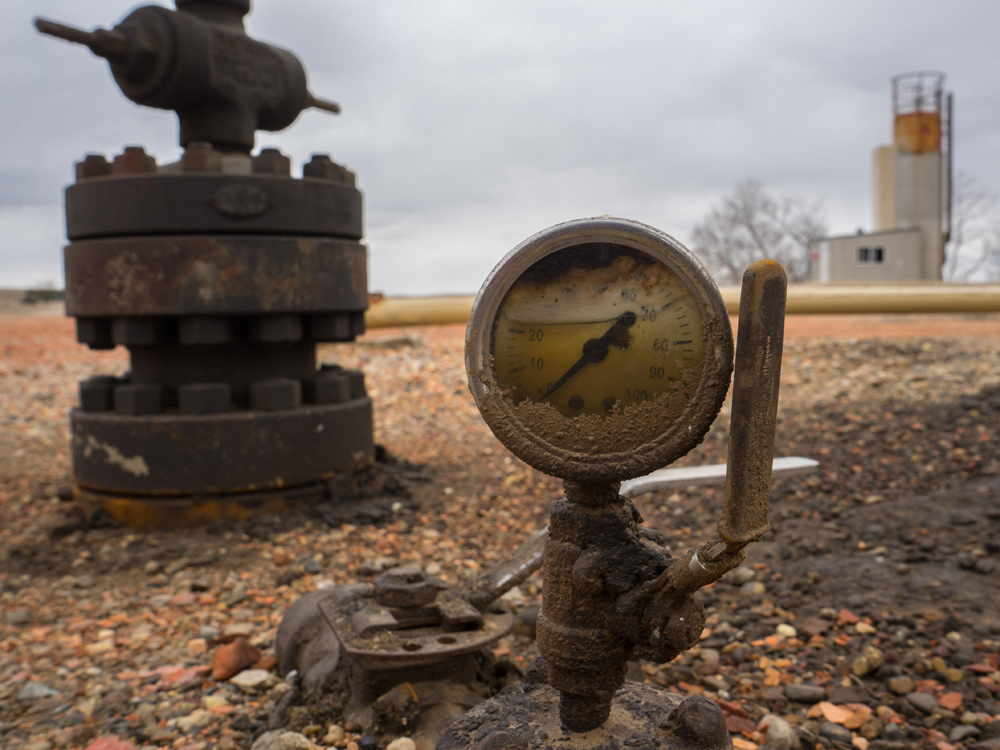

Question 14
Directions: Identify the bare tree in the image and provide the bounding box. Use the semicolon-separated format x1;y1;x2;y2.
943;172;1000;282
690;181;826;284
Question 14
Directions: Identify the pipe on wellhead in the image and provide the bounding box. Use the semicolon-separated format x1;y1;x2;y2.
364;284;1000;329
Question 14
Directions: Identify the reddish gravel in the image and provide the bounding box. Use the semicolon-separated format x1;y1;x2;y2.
1;311;999;750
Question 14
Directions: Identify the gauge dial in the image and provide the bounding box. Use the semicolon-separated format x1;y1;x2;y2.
493;244;705;419
466;218;733;483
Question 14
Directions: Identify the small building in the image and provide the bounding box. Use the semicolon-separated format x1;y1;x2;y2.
812;72;952;282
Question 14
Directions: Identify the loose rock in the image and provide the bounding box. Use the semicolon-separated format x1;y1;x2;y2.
761;716;798;750
887;676;915;695
785;683;826;703
230;669;276;693
277;733;313;750
907;691;939;714
213;636;261;680
17;682;60;701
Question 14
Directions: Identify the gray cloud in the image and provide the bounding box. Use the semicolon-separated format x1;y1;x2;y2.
2;0;998;292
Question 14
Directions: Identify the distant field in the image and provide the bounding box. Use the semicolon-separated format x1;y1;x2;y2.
0;288;63;317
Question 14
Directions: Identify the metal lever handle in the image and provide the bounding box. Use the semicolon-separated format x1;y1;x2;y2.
307;94;342;115
682;258;787;587
718;258;787;546
466;526;547;607
34;17;129;60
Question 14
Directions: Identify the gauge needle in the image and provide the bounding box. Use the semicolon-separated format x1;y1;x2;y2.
540;311;637;401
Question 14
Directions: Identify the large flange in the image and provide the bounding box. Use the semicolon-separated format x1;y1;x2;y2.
65;173;362;240
71;398;374;495
64;235;368;317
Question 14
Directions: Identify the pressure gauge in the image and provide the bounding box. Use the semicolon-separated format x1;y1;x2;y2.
466;217;734;483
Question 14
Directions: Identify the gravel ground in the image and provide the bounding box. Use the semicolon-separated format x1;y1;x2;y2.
1;314;999;750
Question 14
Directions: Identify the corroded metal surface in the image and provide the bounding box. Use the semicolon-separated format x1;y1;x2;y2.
64;236;368;316
275;561;521;744
467;527;547;607
320;571;514;670
75;479;329;529
65;172;361;240
71;397;374;494
39;2;375;512
527;261;788;733
534;482;746;733
719;259;787;545
462;220;789;741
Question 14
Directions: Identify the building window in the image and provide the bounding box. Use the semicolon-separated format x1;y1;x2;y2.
857;247;885;264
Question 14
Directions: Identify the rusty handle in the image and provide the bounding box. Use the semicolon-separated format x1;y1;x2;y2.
34;17;130;60
307;94;342;115
718;259;787;545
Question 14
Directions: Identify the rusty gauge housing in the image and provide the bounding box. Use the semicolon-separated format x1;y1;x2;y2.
466;217;735;483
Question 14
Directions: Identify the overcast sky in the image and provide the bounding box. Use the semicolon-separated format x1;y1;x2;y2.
2;0;998;293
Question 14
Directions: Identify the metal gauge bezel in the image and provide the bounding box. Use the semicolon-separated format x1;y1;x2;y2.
465;217;734;484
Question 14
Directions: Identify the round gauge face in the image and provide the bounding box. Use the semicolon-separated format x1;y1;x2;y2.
466;218;734;484
493;244;704;419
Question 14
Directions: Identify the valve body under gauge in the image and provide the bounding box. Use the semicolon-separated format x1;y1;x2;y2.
442;217;787;750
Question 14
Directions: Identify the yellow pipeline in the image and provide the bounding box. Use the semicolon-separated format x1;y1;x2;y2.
366;284;1000;329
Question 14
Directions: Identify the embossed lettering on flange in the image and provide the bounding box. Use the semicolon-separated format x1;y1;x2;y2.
209;183;272;219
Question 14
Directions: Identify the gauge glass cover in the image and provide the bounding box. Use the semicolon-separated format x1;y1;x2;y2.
467;218;733;483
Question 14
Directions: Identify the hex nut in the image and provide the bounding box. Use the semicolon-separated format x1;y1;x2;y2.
252;147;292;175
79;376;117;412
75;154;111;181
178;316;233;345
303;372;351;405
181;142;224;173
350;311;366;337
114;384;165;415
345;370;366;399
308;312;353;341
302;153;355;185
76;318;114;349
112;318;163;346
251;314;303;343
374;567;439;608
178;383;231;414
111;146;157;175
251;378;302;411
317;365;365;397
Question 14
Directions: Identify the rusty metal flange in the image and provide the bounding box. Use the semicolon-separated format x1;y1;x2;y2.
71;397;374;495
65;173;362;240
74;478;331;529
320;582;514;670
64;235;368;317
